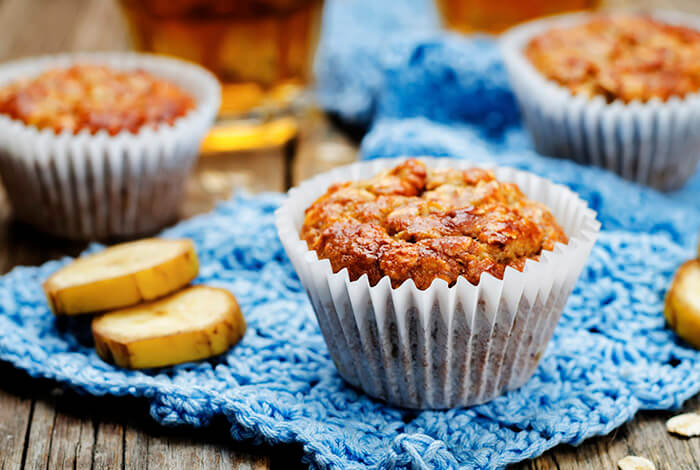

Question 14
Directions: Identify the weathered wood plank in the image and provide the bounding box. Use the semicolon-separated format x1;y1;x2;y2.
144;432;271;470
182;147;288;217
0;0;90;62
123;415;273;470
0;391;31;469
234;455;271;470
93;421;124;469
22;400;56;469
123;424;148;470
45;410;95;469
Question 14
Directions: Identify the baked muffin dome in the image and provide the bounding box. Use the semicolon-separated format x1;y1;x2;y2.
0;64;194;135
300;159;568;290
525;14;700;103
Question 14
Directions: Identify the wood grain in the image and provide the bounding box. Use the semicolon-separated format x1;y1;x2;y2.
142;432;270;470
46;410;95;469
182;145;289;218
23;401;55;469
0;392;31;469
93;422;124;469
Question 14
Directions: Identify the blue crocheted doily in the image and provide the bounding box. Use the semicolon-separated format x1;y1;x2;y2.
2;1;700;469
0;186;698;469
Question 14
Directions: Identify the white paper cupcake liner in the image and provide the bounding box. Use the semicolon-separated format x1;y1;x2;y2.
275;158;600;409
500;10;700;191
0;52;221;240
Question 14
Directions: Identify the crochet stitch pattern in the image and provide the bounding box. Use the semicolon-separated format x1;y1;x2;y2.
0;168;699;469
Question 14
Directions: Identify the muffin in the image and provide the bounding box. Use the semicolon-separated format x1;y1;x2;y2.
0;65;195;135
276;158;599;409
525;15;700;103
0;53;220;240
501;11;700;190
300;159;568;289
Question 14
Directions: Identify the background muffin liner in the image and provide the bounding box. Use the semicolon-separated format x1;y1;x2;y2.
0;52;220;240
275;158;600;409
500;10;700;191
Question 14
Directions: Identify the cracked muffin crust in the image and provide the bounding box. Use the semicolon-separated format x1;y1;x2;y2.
0;64;194;135
525;14;700;103
300;159;568;290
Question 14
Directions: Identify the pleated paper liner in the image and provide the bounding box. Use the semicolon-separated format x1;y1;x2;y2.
276;157;600;409
0;52;221;240
500;10;700;191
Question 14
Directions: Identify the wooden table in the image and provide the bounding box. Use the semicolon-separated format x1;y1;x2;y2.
0;1;698;468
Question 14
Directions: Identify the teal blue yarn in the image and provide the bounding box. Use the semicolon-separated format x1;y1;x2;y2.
2;0;700;468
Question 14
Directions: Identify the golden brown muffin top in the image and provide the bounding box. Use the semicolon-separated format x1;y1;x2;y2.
0;64;194;135
300;159;568;290
525;15;700;103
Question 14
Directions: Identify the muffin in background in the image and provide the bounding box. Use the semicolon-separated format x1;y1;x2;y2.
525;15;700;103
0;65;195;135
501;11;700;191
276;158;599;409
0;53;220;240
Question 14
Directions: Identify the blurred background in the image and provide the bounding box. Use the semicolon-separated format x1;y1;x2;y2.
0;0;694;243
0;0;694;250
1;0;699;229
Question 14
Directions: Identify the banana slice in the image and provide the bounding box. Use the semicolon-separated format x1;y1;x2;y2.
665;259;700;349
44;238;199;315
92;285;245;369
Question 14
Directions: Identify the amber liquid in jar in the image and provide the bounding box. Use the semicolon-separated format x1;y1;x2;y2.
120;0;324;123
436;0;597;34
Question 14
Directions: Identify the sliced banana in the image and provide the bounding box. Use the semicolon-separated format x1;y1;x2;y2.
92;285;246;369
665;259;700;349
44;238;199;315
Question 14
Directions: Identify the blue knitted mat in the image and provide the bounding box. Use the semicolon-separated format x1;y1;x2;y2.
0;182;698;470
2;1;700;469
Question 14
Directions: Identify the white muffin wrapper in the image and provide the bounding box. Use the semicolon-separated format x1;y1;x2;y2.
500;10;700;191
275;158;600;409
0;52;221;239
